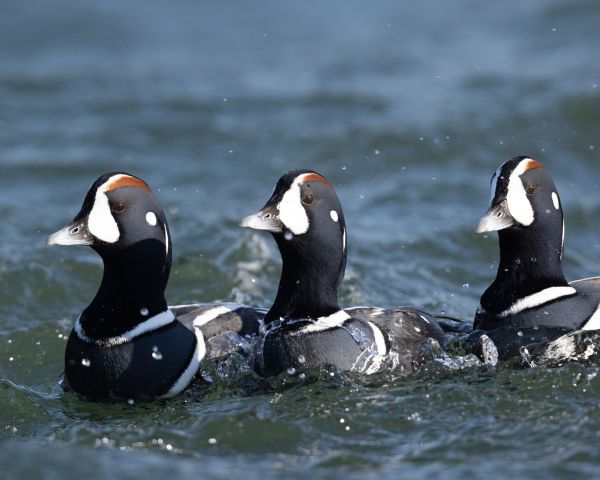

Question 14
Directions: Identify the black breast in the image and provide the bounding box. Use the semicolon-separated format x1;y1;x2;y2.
64;321;198;400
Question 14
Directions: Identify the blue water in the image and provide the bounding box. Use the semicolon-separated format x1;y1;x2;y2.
1;1;600;478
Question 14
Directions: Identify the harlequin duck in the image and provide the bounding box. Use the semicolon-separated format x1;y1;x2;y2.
472;156;600;359
48;173;259;400
240;170;444;376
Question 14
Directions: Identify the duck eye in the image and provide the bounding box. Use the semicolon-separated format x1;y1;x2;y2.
526;184;537;195
111;202;126;214
301;192;315;205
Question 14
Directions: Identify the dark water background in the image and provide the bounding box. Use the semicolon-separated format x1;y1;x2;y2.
1;1;600;478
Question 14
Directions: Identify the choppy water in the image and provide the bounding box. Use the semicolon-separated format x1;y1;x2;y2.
2;1;600;478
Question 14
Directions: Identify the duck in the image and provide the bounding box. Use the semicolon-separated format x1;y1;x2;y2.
48;172;260;400
240;169;444;376
472;156;600;359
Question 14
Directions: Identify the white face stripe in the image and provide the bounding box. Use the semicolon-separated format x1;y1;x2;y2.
498;286;577;318
278;176;310;235
75;310;176;346
88;189;120;243
506;158;538;226
330;210;339;222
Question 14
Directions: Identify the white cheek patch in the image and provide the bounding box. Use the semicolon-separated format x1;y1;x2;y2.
506;159;535;226
88;191;119;243
552;192;560;210
330;210;339;222
278;179;309;235
146;211;157;226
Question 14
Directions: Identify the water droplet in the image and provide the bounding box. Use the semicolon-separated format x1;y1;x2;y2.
81;358;91;367
515;258;522;265
339;418;345;424
374;149;380;155
517;331;523;337
287;367;296;376
530;257;537;263
9;357;14;362
462;282;470;288
297;354;306;364
298;373;306;381
152;346;163;361
127;399;135;405
140;307;149;316
208;438;217;445
284;231;293;241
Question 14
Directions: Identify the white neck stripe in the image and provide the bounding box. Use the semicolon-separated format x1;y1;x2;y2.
75;309;176;346
160;328;205;398
499;286;577;318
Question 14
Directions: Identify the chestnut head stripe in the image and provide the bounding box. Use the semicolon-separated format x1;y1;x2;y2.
298;173;333;189
523;159;545;172
103;174;151;193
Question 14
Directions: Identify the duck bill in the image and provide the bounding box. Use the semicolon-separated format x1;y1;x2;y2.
47;218;94;246
475;200;514;233
240;206;283;232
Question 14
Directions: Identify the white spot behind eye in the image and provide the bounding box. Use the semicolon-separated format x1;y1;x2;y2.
330;210;339;222
278;178;309;235
551;192;560;210
146;212;157;226
88;191;119;243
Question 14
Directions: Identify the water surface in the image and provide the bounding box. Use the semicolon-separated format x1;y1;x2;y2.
1;1;600;478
